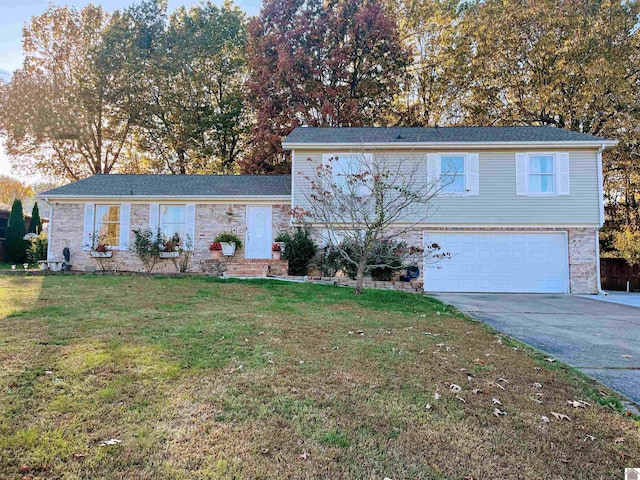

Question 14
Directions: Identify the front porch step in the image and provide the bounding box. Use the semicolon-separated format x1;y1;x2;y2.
203;258;288;277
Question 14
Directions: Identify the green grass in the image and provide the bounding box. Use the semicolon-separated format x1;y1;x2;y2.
0;275;639;479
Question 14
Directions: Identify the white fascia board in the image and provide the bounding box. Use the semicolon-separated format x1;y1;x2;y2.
281;140;618;150
37;194;292;203
303;221;600;229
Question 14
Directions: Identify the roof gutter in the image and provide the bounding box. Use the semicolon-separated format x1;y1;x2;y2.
35;194;292;202
281;140;619;150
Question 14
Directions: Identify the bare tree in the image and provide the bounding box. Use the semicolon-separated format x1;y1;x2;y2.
299;152;449;294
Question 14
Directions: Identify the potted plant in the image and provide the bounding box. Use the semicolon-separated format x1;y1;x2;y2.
88;233;113;258
274;232;289;253
272;242;282;260
214;232;242;256
209;241;223;260
159;234;180;258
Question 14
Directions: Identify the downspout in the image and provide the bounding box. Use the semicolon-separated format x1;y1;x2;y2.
595;145;606;295
46;198;53;261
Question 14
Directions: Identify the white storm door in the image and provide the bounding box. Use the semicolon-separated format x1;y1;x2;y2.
246;206;273;259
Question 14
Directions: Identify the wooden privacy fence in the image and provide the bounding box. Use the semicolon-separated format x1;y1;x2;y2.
600;258;640;291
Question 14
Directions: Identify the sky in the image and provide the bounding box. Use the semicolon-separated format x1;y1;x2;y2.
0;0;262;183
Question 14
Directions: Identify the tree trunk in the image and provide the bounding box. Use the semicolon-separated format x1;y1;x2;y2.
353;260;367;295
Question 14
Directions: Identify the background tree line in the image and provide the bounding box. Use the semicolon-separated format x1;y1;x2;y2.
0;0;639;251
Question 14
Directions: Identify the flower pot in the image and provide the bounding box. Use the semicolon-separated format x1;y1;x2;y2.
90;251;113;258
220;242;237;256
159;251;179;258
23;263;29;270
211;249;222;260
272;250;281;260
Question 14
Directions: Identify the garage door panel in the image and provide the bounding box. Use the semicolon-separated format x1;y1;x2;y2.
425;232;568;293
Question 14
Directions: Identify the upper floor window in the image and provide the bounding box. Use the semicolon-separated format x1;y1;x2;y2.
440;155;466;194
160;205;186;243
95;205;120;247
427;153;480;196
322;153;372;195
528;155;555;194
516;152;570;196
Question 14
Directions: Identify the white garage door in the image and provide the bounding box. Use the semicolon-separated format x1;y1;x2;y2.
424;232;568;293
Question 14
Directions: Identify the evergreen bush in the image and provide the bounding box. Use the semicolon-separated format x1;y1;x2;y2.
5;199;27;263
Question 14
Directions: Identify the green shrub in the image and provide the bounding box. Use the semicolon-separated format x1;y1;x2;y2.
5;199;27;263
27;231;48;265
132;228;163;273
281;227;317;275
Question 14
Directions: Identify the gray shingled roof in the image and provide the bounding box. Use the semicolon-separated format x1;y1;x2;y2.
282;126;613;145
40;174;291;197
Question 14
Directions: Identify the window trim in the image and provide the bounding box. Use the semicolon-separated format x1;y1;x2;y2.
438;153;469;196
526;152;558;196
94;204;121;249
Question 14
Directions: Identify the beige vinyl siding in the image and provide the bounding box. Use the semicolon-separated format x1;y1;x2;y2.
292;148;600;226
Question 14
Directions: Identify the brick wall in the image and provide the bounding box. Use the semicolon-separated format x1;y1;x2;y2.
311;224;599;294
48;202;290;274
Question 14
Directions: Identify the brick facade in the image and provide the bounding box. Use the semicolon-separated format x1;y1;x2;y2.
48;202;290;274
313;225;599;294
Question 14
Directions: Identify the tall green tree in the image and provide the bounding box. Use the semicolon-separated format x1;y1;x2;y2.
104;0;249;174
245;0;409;173
0;5;140;180
28;202;42;235
5;199;27;263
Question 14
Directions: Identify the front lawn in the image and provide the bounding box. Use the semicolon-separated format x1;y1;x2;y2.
1;275;638;479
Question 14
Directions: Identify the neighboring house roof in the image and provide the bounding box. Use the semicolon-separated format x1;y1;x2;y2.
282;126;616;148
38;174;292;198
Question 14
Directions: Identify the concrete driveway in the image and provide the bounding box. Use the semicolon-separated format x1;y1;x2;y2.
433;293;640;406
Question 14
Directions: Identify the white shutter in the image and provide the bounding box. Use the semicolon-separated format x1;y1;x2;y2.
516;153;528;196
149;203;159;233
556;152;570;195
466;153;480;195
427;154;441;187
119;203;130;250
82;203;95;251
185;203;196;250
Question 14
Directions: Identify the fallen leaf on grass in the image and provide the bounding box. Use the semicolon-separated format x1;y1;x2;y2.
493;408;507;417
99;439;122;446
20;465;30;473
433;392;441;400
73;454;86;459
456;395;466;404
492;398;502;405
567;399;590;408
550;412;571;421
583;435;595;442
614;437;624;444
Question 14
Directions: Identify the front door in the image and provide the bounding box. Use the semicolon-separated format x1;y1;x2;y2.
245;206;273;259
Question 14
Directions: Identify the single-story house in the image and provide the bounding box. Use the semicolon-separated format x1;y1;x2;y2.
39;126;616;293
